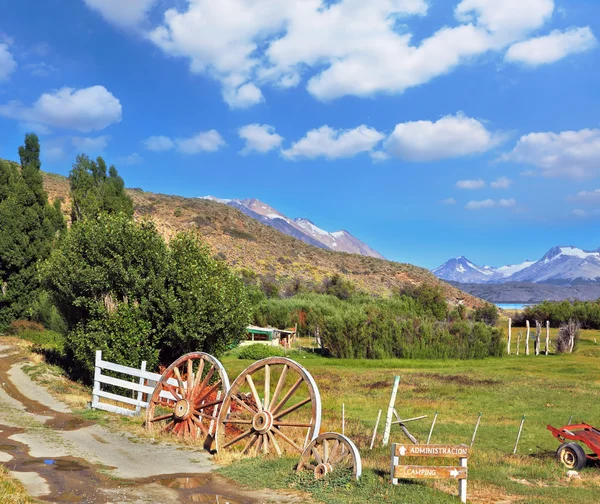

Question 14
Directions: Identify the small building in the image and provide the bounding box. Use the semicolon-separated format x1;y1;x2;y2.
242;324;298;347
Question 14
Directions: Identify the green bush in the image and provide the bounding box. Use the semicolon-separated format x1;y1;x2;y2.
237;344;285;360
514;300;600;329
29;290;68;334
16;328;66;354
470;303;499;326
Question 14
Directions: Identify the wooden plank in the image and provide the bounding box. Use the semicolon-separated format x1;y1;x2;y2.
394;444;470;458
382;376;400;447
95;389;148;408
96;373;156;395
98;359;161;382
93;401;138;417
394;465;467;480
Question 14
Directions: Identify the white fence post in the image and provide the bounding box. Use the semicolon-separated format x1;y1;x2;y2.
507;318;512;355
382;376;400;447
525;320;530;356
92;350;102;410
135;360;147;416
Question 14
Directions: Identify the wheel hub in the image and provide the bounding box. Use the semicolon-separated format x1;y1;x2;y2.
252;411;274;434
314;463;333;480
174;399;191;419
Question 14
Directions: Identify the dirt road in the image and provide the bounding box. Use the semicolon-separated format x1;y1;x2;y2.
0;342;298;503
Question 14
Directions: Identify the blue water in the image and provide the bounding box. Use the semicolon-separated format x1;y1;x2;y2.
495;303;532;310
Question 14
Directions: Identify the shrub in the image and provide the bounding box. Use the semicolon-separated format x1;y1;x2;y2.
555;319;580;354
470;304;499;326
5;320;44;335
237;344;285;360
514;300;600;329
16;328;66;354
29;290;68;334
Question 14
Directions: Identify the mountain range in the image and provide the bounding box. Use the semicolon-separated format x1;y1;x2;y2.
433;246;600;284
202;196;385;259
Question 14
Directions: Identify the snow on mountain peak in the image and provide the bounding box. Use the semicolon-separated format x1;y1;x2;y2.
295;218;330;237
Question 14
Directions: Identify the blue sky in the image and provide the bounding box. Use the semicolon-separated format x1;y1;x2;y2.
1;0;600;269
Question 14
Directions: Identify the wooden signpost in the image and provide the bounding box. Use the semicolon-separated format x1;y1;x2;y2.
391;443;470;503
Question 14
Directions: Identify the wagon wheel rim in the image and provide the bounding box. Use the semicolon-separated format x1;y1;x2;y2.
145;352;230;441
297;432;362;480
561;448;577;469
215;357;321;456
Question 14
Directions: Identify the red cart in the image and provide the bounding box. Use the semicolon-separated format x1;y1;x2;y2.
547;423;600;470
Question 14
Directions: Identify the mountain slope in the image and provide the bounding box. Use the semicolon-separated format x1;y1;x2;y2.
42;172;483;307
432;257;502;283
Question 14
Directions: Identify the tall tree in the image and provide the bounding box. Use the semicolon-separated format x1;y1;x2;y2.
69;155;134;222
0;134;65;328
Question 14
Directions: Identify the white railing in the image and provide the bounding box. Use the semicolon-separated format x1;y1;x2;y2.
91;350;177;417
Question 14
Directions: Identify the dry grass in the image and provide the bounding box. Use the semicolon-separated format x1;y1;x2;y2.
0;466;35;504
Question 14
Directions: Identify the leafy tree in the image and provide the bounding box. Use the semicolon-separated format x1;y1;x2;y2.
0;134;65;328
69;155;133;222
470;303;499;326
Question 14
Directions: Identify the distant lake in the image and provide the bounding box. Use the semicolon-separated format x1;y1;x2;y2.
495;303;533;311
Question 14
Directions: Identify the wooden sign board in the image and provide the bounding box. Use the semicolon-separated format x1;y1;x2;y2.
394;465;467;480
394;444;470;458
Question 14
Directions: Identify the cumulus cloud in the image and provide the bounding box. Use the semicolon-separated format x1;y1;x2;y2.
465;198;516;210
282;125;385;160
143;135;175;152
491;176;512;189
72;135;110;153
456;179;485;189
176;130;225;154
116;152;143;165
83;0;156;28
370;151;391;163
0;43;16;81
126;0;562;107
506;27;597;66
0;86;122;132
571;208;599;218
501;128;600;178
440;198;457;205
385;113;501;161
238;124;283;154
23;62;59;78
567;188;600;202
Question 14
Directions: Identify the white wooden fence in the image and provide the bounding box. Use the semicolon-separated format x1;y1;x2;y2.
91;350;178;417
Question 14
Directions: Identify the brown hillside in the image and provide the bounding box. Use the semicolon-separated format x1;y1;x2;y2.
42;172;484;308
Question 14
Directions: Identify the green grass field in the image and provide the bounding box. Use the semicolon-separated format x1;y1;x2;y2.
218;323;600;503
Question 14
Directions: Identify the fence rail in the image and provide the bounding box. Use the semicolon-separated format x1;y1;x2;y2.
91;350;178;417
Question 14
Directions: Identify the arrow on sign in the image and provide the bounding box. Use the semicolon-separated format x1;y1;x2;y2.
450;469;459;478
399;446;407;456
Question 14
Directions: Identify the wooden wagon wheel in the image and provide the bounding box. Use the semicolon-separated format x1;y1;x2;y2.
215;357;321;456
297;432;362;480
145;352;230;442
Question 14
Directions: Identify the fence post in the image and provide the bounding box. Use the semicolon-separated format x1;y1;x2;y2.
135;360;147;416
459;457;467;503
427;411;438;445
535;321;541;356
342;403;345;436
507;318;512;355
92;350;102;409
545;321;550;355
513;415;525;454
470;412;482;448
517;332;521;355
382;376;400;447
525;320;530;355
370;409;382;450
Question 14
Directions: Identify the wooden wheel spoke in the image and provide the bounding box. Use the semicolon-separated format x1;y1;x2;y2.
163;383;181;402
274;397;311;420
232;393;258;415
195;398;223;411
163;420;174;432
305;463;316;471
274;421;312;428
268;365;288;412
242;433;260;455
173;367;186;398
192;408;220;421
264;365;270;411
192;358;205;393
245;374;263;412
223;429;253;449
194;380;222;406
271;377;304;416
323;439;329;462
223;419;253;424
272;427;303;453
262;433;269;454
187;359;193;395
149;413;173;423
311;446;323;464
196;365;216;399
328;440;340;463
191;415;209;435
267;430;282;456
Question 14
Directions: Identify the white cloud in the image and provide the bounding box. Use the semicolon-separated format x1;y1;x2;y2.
0;86;122;132
282;125;385;160
133;0;560;107
501;128;600;178
117;152;143;165
567;188;600;202
456;179;485;189
23;62;59;78
143;135;175;152
370;151;391;163
238;124;283;154
0;43;16;81
385;113;501;161
72;135;110;153
572;208;595;218
506;27;597;66
83;0;156;28
176;130;225;154
440;198;457;205
465;198;516;210
491;176;512;189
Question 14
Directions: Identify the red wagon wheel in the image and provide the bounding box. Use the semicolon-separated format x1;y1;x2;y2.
145;352;230;441
297;432;362;480
215;357;321;456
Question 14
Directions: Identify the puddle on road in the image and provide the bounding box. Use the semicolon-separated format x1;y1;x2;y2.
152;473;253;503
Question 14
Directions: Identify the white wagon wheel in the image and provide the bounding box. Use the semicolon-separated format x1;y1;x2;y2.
145;352;230;442
297;432;362;480
215;357;321;456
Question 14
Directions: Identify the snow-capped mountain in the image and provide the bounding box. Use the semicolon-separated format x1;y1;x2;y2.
201;196;384;259
433;246;600;284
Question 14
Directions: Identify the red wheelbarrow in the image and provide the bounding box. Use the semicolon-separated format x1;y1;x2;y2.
547;423;600;470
